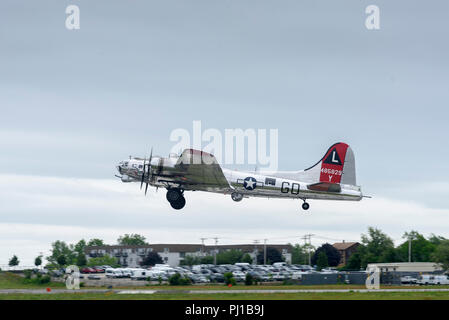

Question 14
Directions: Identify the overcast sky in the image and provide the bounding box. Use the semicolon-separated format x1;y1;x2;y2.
1;0;448;265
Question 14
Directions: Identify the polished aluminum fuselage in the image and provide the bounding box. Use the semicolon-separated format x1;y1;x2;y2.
117;156;363;202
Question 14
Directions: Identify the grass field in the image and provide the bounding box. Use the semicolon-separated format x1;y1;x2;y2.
2;272;449;300
2;291;449;300
0;272;65;289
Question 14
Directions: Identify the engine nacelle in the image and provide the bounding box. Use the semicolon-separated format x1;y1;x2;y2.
121;175;133;183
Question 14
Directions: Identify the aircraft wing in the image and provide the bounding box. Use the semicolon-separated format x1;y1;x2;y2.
173;149;231;192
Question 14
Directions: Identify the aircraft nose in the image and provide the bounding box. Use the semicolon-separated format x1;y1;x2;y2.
116;164;122;174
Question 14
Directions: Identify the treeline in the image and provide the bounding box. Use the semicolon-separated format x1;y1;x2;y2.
291;227;449;271
6;228;449;271
3;234;148;269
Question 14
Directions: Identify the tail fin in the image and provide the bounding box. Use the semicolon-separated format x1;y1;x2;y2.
303;142;357;185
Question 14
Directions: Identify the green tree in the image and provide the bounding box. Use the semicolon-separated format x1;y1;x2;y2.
241;253;253;264
180;255;201;266
9;255;19;266
245;273;254;285
117;234;148;246
72;239;88;267
56;255;67;266
168;273;191;285
291;243;309;264
224;272;236;286
73;239;86;254
428;234;447;246
311;243;341;267
432;242;449;271
396;231;436;262
87;238;105;247
200;256;214;264
76;254;87;267
47;240;76;267
87;254;119;267
316;251;329;271
256;247;283;264
140;251;163;266
344;249;364;270
216;249;244;265
358;227;396;268
34;255;43;268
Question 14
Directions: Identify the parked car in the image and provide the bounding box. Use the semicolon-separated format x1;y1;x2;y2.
87;274;101;280
209;273;225;283
51;270;63;277
232;271;246;282
190;274;209;283
417;275;449;285
400;276;418;284
81;267;95;274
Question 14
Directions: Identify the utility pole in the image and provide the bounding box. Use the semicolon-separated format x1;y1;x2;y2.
213;237;219;265
404;232;415;263
301;236;308;265
408;235;412;263
302;234;315;266
263;239;267;265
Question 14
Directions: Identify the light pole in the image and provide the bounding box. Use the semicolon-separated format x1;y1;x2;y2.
200;238;207;257
213;237;219;265
253;240;260;265
263;239;267;265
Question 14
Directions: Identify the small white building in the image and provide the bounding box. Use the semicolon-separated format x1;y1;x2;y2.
366;262;443;273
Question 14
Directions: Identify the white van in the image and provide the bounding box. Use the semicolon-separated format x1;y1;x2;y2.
130;269;148;280
273;262;287;268
417;274;449;285
105;268;123;278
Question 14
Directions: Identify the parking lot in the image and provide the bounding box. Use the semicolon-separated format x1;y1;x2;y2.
42;262;449;287
75;263;332;284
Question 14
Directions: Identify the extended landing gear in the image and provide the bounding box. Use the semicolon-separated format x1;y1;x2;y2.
166;188;186;210
231;192;243;202
301;200;310;210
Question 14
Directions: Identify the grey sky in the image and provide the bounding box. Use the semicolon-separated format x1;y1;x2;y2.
1;1;448;264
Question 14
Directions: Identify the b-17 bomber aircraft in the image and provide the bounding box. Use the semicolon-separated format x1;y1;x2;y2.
116;142;365;210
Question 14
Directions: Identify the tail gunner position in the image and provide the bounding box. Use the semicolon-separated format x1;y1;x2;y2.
116;142;365;210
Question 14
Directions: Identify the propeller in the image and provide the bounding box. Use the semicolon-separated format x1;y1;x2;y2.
144;147;153;195
140;158;146;189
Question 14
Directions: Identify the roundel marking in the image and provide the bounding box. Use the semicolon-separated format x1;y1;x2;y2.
243;177;257;191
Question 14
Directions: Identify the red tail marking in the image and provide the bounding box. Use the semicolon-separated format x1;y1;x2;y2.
319;143;348;184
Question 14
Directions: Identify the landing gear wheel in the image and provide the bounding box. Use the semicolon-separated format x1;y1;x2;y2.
302;202;310;210
166;188;182;203
170;196;186;210
231;192;243;202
